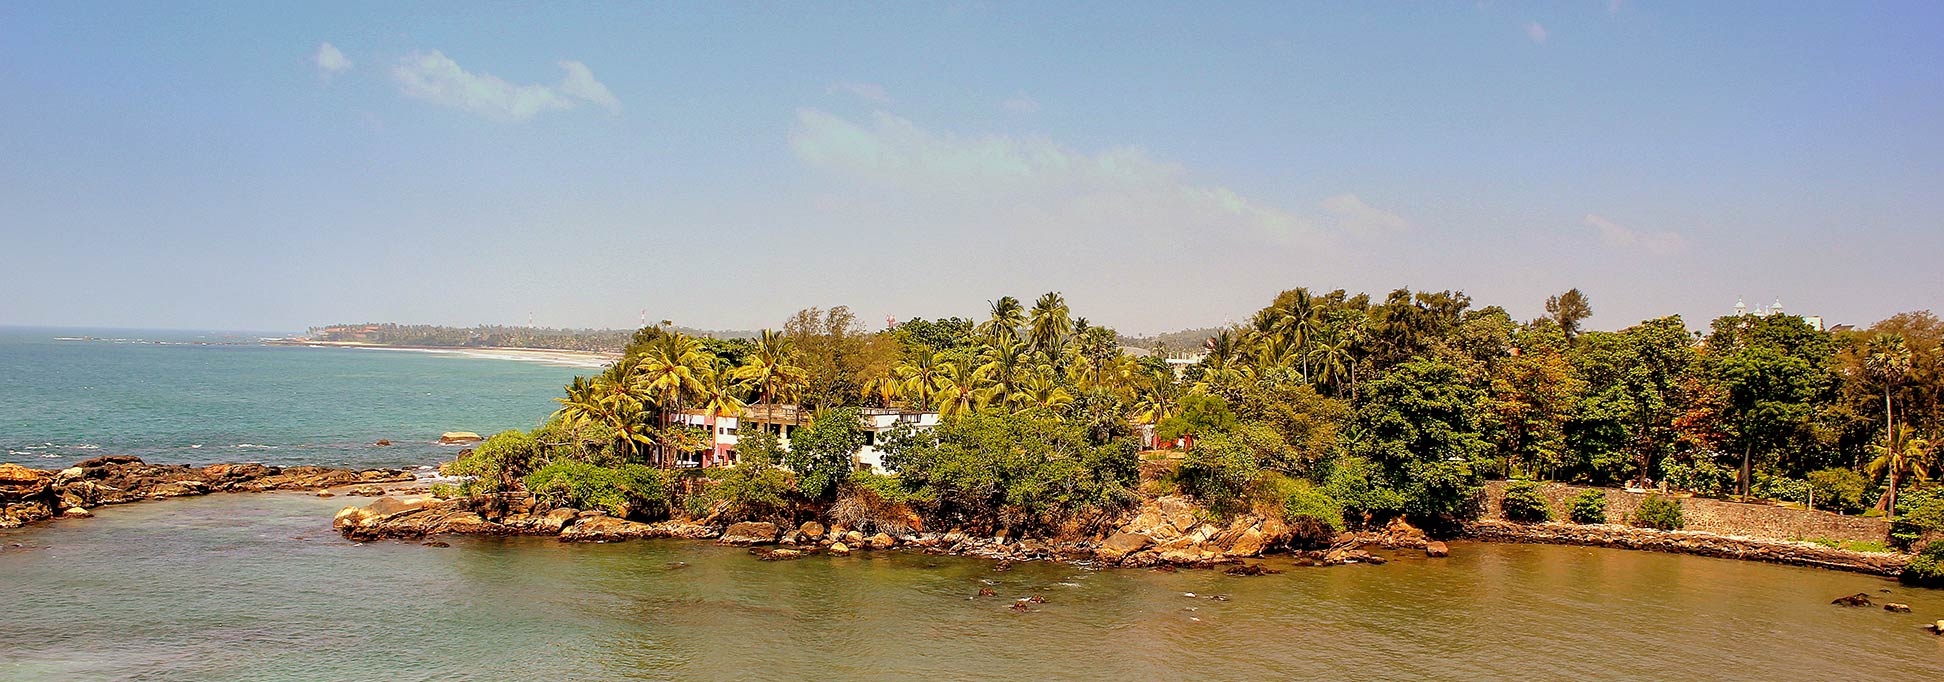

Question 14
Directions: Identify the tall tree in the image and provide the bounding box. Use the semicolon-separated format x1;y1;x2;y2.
1867;425;1933;514
979;296;1025;343
1545;288;1594;343
1027;291;1073;359
1865;333;1913;463
731;329;809;407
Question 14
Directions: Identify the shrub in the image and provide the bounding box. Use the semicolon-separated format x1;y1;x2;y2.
1175;425;1276;514
523;461;668;517
447;430;541;495
1661;457;1735;497
782;408;866;501
707;461;795;523
1568;489;1608;524
1322;455;1407;527
1501;480;1553;522
1630;494;1684;531
1889;486;1944;549
1280;481;1345;548
1804;468;1869;514
1900;540;1944;587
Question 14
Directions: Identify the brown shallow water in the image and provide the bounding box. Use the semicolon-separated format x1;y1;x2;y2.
3;493;1941;681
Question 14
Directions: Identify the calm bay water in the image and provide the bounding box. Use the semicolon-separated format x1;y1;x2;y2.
3;327;1943;680
3;492;1942;681
0;328;587;470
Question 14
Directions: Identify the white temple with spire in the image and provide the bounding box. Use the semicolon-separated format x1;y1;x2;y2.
1733;296;1823;331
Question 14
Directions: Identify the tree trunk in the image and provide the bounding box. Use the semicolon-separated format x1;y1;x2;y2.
1749;443;1765;501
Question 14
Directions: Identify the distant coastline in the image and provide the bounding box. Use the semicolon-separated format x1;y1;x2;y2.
264;339;618;368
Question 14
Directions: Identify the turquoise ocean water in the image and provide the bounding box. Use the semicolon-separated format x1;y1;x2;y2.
0;328;587;470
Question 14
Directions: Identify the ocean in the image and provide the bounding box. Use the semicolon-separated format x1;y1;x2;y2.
0;328;588;470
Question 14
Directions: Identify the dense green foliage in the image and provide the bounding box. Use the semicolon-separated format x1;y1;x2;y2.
877;412;1139;532
1900;541;1944;586
1568;490;1608;524
1630;495;1685;530
1501;480;1553;522
781;407;866;501
495;285;1944;544
523;461;668;517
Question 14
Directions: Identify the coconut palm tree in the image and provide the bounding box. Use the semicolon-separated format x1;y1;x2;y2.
1869;425;1933;514
979;296;1025;343
1028;291;1072;359
1132;373;1182;427
1015;367;1073;414
731;329;808;407
1865;334;1913;463
1275;289;1318;378
894;351;945;411
637;332;711;466
935;359;992;416
978;338;1032;407
1309;335;1356;398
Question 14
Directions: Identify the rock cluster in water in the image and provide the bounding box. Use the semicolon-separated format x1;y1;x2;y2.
0;456;413;528
330;492;1450;571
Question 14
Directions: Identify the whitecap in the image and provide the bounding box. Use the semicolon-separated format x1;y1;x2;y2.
234;443;278;449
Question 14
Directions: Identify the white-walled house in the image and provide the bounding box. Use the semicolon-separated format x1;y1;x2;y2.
671;404;939;473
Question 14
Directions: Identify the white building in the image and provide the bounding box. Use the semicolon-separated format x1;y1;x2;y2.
1734;296;1825;332
671;404;939;473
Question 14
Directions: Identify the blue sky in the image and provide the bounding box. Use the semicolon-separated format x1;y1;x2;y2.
2;2;1940;334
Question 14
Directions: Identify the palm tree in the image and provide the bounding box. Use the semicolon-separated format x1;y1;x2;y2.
979;296;1025;343
894;351;945;411
692;368;747;466
1545;288;1594;343
935;359;991;416
1275;289;1317;378
637;332;711;466
1132;371;1182;426
1015;367;1073;414
1869;425;1933;514
978;338;1032;408
1027;291;1072;359
1865;334;1913;467
1309;335;1356;398
731;329;808;407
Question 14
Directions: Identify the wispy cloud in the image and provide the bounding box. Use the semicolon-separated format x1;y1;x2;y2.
1585;214;1686;254
1524;21;1549;44
391;51;621;121
313;42;351;80
827;81;892;104
1320;194;1409;234
788;109;1400;249
1001;93;1041;114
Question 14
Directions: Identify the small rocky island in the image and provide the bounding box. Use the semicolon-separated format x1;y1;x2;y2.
0;456;413;528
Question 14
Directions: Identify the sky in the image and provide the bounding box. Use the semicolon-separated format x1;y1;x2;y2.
2;2;1941;335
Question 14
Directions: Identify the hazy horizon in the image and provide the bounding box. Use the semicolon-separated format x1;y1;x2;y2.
4;3;1940;335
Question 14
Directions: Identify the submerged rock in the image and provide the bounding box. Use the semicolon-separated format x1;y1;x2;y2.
1883;603;1911;613
1831;593;1873;607
719;521;780;546
1425;541;1450;558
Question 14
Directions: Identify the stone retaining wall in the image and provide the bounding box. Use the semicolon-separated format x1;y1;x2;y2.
1463;520;1908;576
1481;480;1890;544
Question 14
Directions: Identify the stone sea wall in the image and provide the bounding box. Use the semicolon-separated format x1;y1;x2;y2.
1463;520;1908;576
1480;480;1890;544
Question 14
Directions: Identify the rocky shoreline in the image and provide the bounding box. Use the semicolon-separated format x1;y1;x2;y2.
333;492;1446;570
0;456;414;529
1461;519;1910;577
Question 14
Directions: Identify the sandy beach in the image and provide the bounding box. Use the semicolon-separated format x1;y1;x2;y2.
266;340;619;368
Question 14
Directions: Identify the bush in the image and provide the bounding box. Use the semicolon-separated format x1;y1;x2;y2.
1900;541;1944;587
707;461;795;522
1630;494;1684;531
1175;425;1279;513
1322;455;1408;527
1501;480;1553;522
1568;489;1608;524
447;430;541;495
1251;472;1343;548
1280;481;1345;548
523;461;669;517
1661;457;1735;497
1804;468;1869;514
1890;486;1944;549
